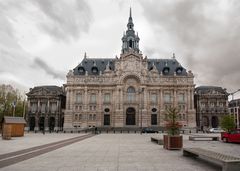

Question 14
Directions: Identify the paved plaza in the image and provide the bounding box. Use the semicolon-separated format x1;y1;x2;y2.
0;133;240;171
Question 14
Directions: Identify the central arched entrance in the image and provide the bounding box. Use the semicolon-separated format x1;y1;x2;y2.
126;107;136;125
211;116;219;128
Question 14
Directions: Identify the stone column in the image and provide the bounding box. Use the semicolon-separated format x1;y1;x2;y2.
84;86;88;111
173;88;177;107
98;89;102;127
37;99;40;113
47;99;50;113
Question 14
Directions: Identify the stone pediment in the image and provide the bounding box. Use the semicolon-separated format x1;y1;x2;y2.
119;54;146;73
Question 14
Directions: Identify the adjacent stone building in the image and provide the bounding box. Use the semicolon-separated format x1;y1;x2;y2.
229;99;240;128
194;86;229;130
64;9;196;132
26;86;65;132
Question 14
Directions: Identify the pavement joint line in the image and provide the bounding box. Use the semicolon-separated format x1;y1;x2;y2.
0;134;95;168
0;134;91;160
0;135;88;162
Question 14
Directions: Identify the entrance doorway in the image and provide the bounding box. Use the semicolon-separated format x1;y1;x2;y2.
49;117;55;132
211;116;219;128
29;117;35;131
126;107;135;125
104;114;110;126
39;117;45;131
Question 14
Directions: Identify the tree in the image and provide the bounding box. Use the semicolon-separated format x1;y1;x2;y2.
220;115;236;132
0;84;26;121
164;107;182;135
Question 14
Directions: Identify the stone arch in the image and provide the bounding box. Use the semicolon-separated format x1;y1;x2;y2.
121;74;142;85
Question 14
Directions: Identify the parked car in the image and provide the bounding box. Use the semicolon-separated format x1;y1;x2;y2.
141;128;158;133
221;129;240;143
207;128;224;133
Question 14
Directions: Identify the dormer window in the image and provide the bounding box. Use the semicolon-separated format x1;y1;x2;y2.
163;67;170;75
176;67;183;75
92;67;98;75
78;67;85;75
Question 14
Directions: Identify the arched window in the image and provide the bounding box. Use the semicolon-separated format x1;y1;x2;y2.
129;40;133;48
127;86;135;102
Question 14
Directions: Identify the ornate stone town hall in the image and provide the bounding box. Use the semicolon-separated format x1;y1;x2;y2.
63;9;196;131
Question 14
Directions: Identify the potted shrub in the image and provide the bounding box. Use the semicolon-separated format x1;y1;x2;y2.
163;107;183;150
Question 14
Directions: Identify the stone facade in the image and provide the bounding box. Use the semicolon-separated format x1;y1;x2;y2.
26;86;65;132
194;86;229;130
229;99;240;128
63;10;196;132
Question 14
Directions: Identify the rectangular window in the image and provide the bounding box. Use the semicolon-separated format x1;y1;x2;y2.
164;93;171;103
76;93;82;103
151;94;157;104
178;93;185;103
151;114;157;125
31;103;37;113
41;103;46;113
90;94;96;103
51;103;57;113
104;93;110;103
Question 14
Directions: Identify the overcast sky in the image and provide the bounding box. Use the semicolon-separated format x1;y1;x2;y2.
0;0;240;98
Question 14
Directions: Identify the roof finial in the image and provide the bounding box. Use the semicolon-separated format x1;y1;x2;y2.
172;53;175;59
130;7;132;18
84;52;87;59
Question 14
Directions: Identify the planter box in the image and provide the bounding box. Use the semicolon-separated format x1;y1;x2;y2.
163;135;183;150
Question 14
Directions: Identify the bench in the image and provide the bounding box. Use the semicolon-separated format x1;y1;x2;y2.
151;137;163;145
183;148;240;171
189;136;219;141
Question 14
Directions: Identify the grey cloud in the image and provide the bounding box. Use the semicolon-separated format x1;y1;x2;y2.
32;57;65;80
139;0;240;91
33;0;92;41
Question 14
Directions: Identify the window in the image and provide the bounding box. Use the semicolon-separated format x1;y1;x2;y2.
51;103;57;113
74;114;78;121
164;93;171;103
104;108;110;113
31;103;37;113
151;94;157;104
127;87;135;102
104;93;110;103
93;114;96;120
151;114;157;125
178;93;185;103
76;93;82;103
182;114;186;120
41;103;46;113
178;105;185;111
79;114;82;120
90;94;96;103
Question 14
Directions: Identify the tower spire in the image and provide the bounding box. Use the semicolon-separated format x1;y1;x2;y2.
121;8;140;54
130;7;132;18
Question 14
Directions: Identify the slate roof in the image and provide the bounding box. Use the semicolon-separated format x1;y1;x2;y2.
195;86;228;94
27;85;65;95
73;57;187;76
3;116;26;124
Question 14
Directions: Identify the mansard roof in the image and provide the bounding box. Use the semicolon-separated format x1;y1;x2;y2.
73;57;187;76
27;85;65;96
148;58;187;76
73;58;115;75
195;86;228;95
